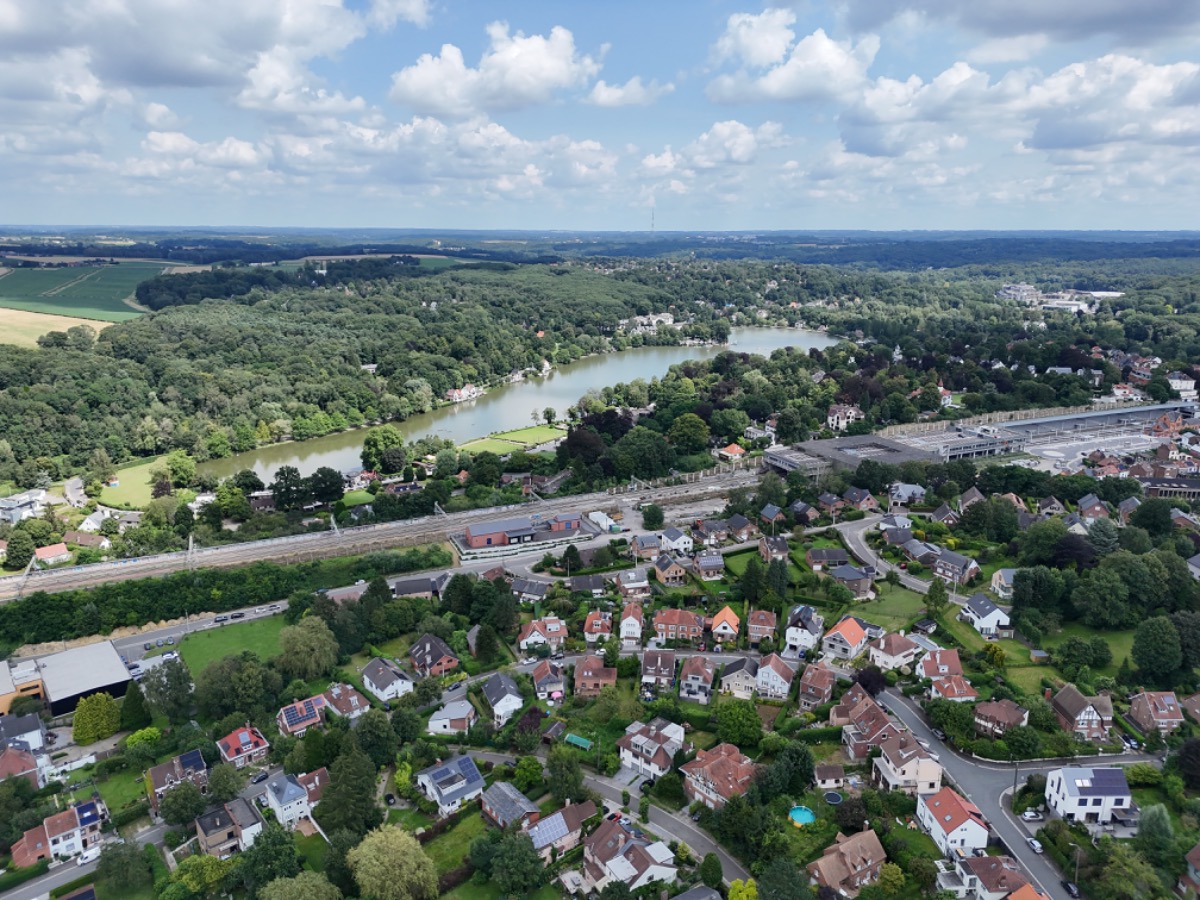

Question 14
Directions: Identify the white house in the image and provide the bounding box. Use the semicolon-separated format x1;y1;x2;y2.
361;657;414;703
583;818;677;893
1045;767;1132;825
518;616;567;651
783;605;824;657
616;718;686;779
416;756;486;818
960;594;1011;638
755;653;796;701
917;787;989;856
660;527;693;554
427;699;477;735
873;732;942;795
888;483;927;507
991;569;1017;600
620;603;644;646
482;673;524;727
821;617;869;660
264;774;310;830
868;633;918;671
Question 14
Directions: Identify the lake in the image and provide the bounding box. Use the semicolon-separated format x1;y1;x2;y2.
198;326;838;480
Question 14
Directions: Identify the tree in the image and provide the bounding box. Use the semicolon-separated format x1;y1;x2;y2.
908;857;938;892
5;530;34;569
1132;616;1182;684
142;658;194;723
492;832;546;895
119;679;152;731
324;828;361;897
260;871;343;900
1171;610;1200;669
126;726;161;751
318;738;383;837
361;425;404;472
278;616;340;681
233;821;301;896
72;692;120;745
391;707;421;744
924;577;949;620
877;863;905;895
700;852;724;888
164;450;196;487
97;841;152;893
834;795;868;832
730;879;759;900
668;413;711;453
1092;842;1170;900
160;780;206;826
1137;804;1174;870
308;467;346;505
854;666;887;697
1131;499;1174;540
207;763;243;803
1088;517;1120;557
716;699;763;747
757;857;813;900
547;746;586;804
1177;739;1200;790
171;853;232;897
348;826;438;900
271;465;309;510
355;709;397;770
561;542;583;574
600;883;634;900
513;757;544;794
641;503;664;530
742;555;764;603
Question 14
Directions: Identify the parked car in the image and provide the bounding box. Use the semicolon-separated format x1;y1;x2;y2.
162;651;178;661
166;636;175;645
1027;838;1043;854
607;812;620;821
155;639;164;647
143;642;152;651
385;794;396;806
231;612;245;619
931;728;947;741
77;847;102;866
214;615;228;623
1062;881;1080;898
268;604;281;611
251;771;269;784
1021;810;1043;821
255;607;265;614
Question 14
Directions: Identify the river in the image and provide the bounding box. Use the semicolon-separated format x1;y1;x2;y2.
198;326;838;481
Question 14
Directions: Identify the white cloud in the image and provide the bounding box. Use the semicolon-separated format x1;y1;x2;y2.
708;29;880;103
587;77;673;107
713;8;797;67
237;48;366;115
966;34;1048;64
389;22;602;118
366;0;430;29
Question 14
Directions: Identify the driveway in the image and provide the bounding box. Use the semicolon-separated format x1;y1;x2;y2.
64;476;87;508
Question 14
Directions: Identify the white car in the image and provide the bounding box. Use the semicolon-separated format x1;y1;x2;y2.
1021;810;1043;822
1027;838;1043;854
77;846;102;866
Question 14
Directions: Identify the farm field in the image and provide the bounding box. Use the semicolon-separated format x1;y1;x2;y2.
0;262;163;321
0;307;114;348
178;615;287;674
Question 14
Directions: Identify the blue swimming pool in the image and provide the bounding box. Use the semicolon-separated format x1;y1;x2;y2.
789;805;816;827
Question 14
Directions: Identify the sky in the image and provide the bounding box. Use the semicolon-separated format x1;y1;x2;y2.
5;0;1200;231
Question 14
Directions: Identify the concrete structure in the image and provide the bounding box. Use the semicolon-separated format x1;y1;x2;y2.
1045;766;1132;825
427;699;477;735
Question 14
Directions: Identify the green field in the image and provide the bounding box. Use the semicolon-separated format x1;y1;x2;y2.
423;813;488;874
458;438;524;454
0;262;163;321
1044;624;1135;675
295;832;329;872
490;425;566;445
99;458;162;508
178;616;287;674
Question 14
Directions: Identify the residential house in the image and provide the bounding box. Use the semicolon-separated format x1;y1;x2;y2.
693;519;729;546
756;653;796;700
868;633;918;671
679;656;715;705
990;569;1016;600
518;616;568;651
931;675;978;703
798;661;837;710
960;594;1012;638
710;605;740;643
1038;496;1066;516
617;718;687;779
827;404;866;432
617;568;652;602
265;774;310;829
1129;691;1185;736
427;700;477;735
902;539;942;564
1184;693;1200;725
842;693;899;759
815;765;845;790
843;487;878;512
634;534;661;560
0;746;40;790
620;603;644;646
719;657;759;700
362;657;414;703
807;547;849;571
531;660;565;700
575;655;618;697
482;673;524;727
653;609;704;644
727;514;756;542
760;503;786;527
681;743;758;810
0;489;45;525
873;731;942;795
323;682;368;722
1118;496;1142;525
34;543;70;566
1179;842;1200;898
831;564;873;599
822;616;870;660
525;799;597;863
917;787;989;856
937;854;1031;900
660;527;693;554
974;699;1029;738
830;684;871;726
297;768;328;809
1051;685;1113;741
1045;766;1131;824
693;551;725;581
807;830;887;898
1077;493;1110;523
919;649;963;680
217;726;270;769
482;782;539;830
1061;513;1089;536
878;514;913;532
570;574;606;597
62;531;110;551
511;578;551;604
415;756;486;818
759;535;789;563
818;492;844;513
409;633;459;677
747;609;777;646
934;550;980;586
583;817;677;893
0;714;45;751
652;554;687;587
584;610;613;644
791;500;819;524
641;650;676;691
11;800;105;868
931;503;960;526
958;487;985;512
784;604;825;657
889;482;927;507
195;798;262;858
146;749;208;814
717;444;746;462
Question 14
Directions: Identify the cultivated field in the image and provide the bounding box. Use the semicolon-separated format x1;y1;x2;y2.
0;261;163;321
0;307;114;348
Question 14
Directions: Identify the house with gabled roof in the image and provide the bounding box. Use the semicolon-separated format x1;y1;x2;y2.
525;799;597;863
584;610;613;644
727;513;755;542
641;650;676;691
679;656;715;705
362;657;414;703
617;568;652;601
822;616;869;659
756;653;796;700
660;527;693;554
681;743;758;810
931;675;978;703
990;568;1017;600
760;503;785;526
934;550;979;585
1118;495;1142;525
747;609;777;645
693;519;729;546
826;404;865;432
873;731;941;795
831;563;872;599
653;608;704;644
217;725;270;768
818;491;844;513
1038;496;1066;516
570;574;606;597
583;817;677;892
759;535;789;563
195;797;263;858
807;830;886;898
482;673;524;727
617;718;687;779
575;655;617;697
410;633;459;677
889;482;927;507
868;632;918;671
939;854;1031;900
1077;493;1109;523
633;534;661;560
146;749;208;813
323;682;368;721
919;649;962;680
653;554;687;587
973;699;1028;738
620;603;643;646
482;781;539;829
843;487;878;512
841;691;898;759
784;604;824;657
799;661;837;710
719;657;759;700
791;500;819;524
519;616;567;651
531;660;565;700
1129;691;1184;735
11;799;106;868
428;699;477;735
416;755;485;817
1052;684;1112;740
511;577;551;604
807;547;849;570
692;550;725;581
265;773;311;830
0;746;40;790
1045;766;1131;824
957;486;985;512
710;605;740;643
918;787;988;856
960;593;1011;638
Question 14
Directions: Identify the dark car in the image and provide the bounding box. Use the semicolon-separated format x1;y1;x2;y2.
251;771;269;784
1062;881;1080;898
607;812;620;821
155;639;164;647
231;612;245;620
166;637;175;645
214;615;228;623
143;642;151;651
385;793;396;806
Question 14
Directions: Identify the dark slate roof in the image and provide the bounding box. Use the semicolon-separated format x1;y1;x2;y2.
482;672;521;708
570;574;605;593
727;513;752;531
1058;766;1130;798
808;548;849;563
937;549;972;570
482;781;538;826
511;577;550;598
831;564;868;581
0;714;42;744
417;755;485;804
267;774;307;807
787;604;821;634
410;632;456;664
965;593;1001;618
760;504;782;520
720;657;758;679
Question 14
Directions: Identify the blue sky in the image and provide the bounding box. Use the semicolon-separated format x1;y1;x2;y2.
5;0;1200;230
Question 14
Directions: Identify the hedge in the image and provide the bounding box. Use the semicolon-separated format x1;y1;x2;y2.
0;860;50;893
789;726;843;744
108;799;151;829
437;863;475;893
51;874;95;898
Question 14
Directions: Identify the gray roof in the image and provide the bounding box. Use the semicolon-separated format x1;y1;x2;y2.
417;755;484;804
763;535;788;553
511;577;550;598
635;534;660;549
226;796;262;829
410;632;456;665
807;548;848;563
760;503;782;520
0;713;43;744
1119;496;1142;513
431;699;476;723
720;657;758;679
481;781;538;826
363;657;411;690
662;527;687;542
937;549;973;571
570;574;605;593
1056;766;1130;798
994;568;1017;585
673;888;722;900
267;774;308;807
787;604;822;634
728;513;752;530
932;503;957;521
482;672;521;708
35;641;131;701
965;593;1001;618
831;563;868;581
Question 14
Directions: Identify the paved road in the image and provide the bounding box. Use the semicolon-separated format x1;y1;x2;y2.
883;688;1158;900
833;515;931;593
63;477;86;509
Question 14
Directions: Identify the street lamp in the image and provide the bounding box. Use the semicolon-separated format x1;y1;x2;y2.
1069;843;1082;884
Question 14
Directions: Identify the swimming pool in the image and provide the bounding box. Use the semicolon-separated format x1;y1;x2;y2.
788;805;816;827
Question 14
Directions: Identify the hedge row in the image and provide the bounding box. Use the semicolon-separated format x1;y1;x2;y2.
789;725;843;744
0;860;50;892
108;799;151;829
50;873;95;898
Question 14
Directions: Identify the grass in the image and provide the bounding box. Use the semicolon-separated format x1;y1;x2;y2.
100;457;162;508
178;616;287;673
0;308;116;349
294;832;329;871
1044;624;1135;676
89;771;150;814
458;438;524;454
97;883;155;900
1007;665;1055;694
490;425;566;446
0;262;161;321
423;813;489;874
388;806;434;830
342;490;375;506
863;587;927;631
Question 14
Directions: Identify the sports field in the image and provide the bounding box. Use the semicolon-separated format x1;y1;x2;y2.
458;425;565;454
0;262;163;321
0;307;114;348
458;438;524;454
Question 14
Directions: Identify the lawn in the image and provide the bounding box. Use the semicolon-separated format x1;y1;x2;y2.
388;806;435;830
178;616;287;674
937;613;987;652
100;457;162;508
723;549;758;578
458;438;524;454
864;588;927;631
294;832;329;872
0;262;161;321
490;425;566;446
342;490;374;506
90;770;150;815
1007;665;1056;694
1044;624;1134;676
423;813;489;874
